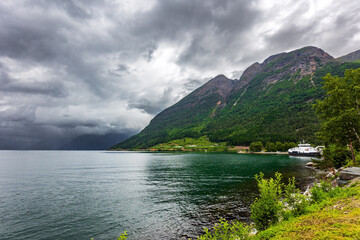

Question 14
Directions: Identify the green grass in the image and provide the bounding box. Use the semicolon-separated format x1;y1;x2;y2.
195;182;360;240
149;136;229;152
256;185;360;239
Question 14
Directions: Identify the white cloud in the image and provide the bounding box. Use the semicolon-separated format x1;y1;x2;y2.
0;0;359;148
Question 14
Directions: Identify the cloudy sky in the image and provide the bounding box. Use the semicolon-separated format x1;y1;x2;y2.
1;0;360;149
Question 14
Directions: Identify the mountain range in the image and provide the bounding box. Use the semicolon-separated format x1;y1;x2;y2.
112;46;360;150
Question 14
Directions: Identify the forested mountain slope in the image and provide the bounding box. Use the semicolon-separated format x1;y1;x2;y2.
116;74;237;148
112;46;360;149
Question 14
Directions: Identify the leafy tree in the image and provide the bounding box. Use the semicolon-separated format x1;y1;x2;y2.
322;144;351;168
265;142;276;152
283;142;297;152
250;142;263;152
315;69;360;163
275;142;284;152
251;173;283;230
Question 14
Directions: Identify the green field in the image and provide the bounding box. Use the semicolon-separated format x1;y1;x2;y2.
149;136;229;152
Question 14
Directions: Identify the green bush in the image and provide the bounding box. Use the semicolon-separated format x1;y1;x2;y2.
91;231;127;240
282;177;308;218
251;172;283;230
310;181;333;203
250;142;263;152
355;152;360;166
251;173;310;230
117;231;127;240
197;218;250;240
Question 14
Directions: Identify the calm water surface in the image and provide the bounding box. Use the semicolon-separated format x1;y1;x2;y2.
0;151;314;239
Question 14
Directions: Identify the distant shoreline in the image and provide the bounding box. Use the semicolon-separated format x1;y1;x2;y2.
239;151;288;155
109;148;289;155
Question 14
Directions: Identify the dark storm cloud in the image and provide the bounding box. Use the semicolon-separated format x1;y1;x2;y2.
131;0;261;69
265;23;316;49
0;0;359;149
132;0;259;39
0;70;66;98
0;5;69;62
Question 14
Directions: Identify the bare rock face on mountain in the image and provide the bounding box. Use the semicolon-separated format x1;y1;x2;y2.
235;46;333;90
112;46;360;149
235;62;262;90
194;74;236;99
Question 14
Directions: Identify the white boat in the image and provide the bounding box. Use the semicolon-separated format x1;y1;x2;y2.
288;143;323;157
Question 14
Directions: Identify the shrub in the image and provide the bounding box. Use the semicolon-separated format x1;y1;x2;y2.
91;231;127;240
251;172;283;230
197;218;250;240
251;173;310;230
117;231;127;240
282;177;308;218
310;181;333;203
355;152;360;166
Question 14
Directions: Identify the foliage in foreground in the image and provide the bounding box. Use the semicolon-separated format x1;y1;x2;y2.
257;183;360;240
91;231;127;240
251;173;307;230
314;68;360;166
117;231;127;240
197;218;250;240
196;174;360;240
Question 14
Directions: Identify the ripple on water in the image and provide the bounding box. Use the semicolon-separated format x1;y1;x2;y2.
0;151;314;240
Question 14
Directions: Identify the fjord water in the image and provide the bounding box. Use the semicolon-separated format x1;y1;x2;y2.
0;151;314;240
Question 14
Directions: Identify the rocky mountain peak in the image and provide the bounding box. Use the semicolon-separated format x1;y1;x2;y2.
236;62;262;89
113;46;360;150
236;46;334;89
262;52;287;67
194;74;237;99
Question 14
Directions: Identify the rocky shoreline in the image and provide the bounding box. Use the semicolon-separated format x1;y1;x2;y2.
303;161;360;193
